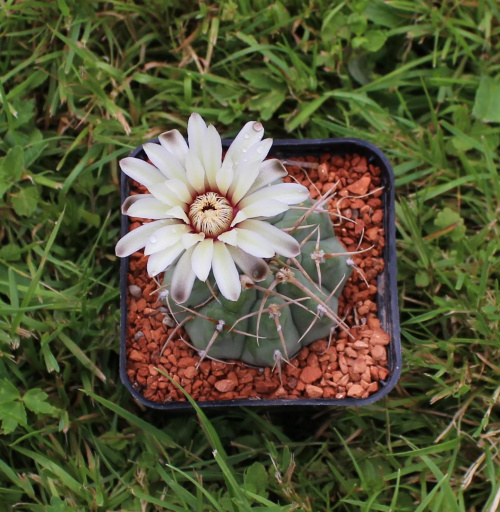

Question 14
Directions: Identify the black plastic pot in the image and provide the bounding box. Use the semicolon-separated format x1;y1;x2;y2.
119;138;401;410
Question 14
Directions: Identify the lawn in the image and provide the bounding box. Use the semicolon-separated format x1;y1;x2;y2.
1;1;499;510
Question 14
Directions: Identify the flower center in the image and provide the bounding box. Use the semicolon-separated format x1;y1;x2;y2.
189;192;234;237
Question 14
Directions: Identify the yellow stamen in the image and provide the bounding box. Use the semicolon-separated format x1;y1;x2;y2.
189;192;233;237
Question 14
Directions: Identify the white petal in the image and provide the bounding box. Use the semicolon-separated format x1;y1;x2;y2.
239;219;301;258
246;159;288;195
203;125;222;189
239;199;290;220
230;210;247;227
182;232;205;249
216;155;235;195
159;129;189;164
121;194;152;215
148;182;187;207
217;230;238;246
227;140;273;205
120;158;165;188
187;113;207;163
212;242;241;301
239;138;273;167
165;205;190;224
142;143;190;187
115;220;170;257
233;228;275;258
162;178;193;204
170;246;197;304
126;197;172;219
238;183;309;208
227;246;269;282
185;150;206;192
224;121;264;167
146;241;185;277
191;238;214;281
144;224;191;256
229;163;260;205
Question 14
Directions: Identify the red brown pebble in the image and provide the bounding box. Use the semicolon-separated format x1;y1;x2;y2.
347;176;371;195
306;385;324;398
357;305;370;316
129;350;146;362
306;353;319;366
352;357;367;374
275;386;288;398
227;371;239;386
299;366;322;384
135;298;147;313
255;380;278;394
378;367;391;380
178;357;198;368
370;328;390;345
365;227;379;241
214;379;236;393
184;366;197;379
322;182;336;194
318;163;329;182
372;210;383;223
347;384;364;398
371;345;386;361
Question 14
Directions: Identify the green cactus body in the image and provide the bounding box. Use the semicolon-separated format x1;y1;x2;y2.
161;200;353;366
297;238;350;297
277;271;339;346
241;296;300;367
272;201;336;242
185;289;257;360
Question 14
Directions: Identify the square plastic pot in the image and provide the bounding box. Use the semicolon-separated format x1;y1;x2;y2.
119;137;402;410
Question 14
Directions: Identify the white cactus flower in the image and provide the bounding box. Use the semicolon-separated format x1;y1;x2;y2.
116;113;309;303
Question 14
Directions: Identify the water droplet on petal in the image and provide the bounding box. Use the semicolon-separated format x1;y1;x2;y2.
257;146;263;154
241;147;247;153
150;236;157;243
244;133;250;139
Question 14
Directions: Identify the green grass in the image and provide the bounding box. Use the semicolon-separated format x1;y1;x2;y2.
1;0;499;510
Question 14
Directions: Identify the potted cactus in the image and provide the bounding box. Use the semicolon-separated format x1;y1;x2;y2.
117;114;401;410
